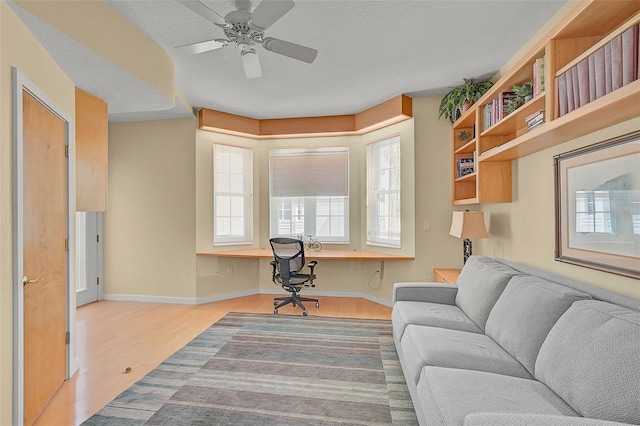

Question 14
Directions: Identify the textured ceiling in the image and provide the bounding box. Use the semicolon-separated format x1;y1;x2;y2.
10;0;567;122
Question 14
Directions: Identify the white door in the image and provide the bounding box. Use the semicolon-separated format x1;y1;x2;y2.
76;211;102;306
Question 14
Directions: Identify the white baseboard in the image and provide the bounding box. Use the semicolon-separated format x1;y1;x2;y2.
102;290;392;307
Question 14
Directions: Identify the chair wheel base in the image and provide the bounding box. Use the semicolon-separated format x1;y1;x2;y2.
315;302;320;308
274;309;278;314
302;311;308;316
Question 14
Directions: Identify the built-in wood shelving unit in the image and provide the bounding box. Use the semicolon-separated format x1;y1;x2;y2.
451;0;640;205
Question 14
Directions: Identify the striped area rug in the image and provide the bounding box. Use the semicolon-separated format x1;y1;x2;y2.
83;312;417;425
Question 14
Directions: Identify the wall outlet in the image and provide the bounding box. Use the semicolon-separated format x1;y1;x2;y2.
423;220;431;231
226;266;233;275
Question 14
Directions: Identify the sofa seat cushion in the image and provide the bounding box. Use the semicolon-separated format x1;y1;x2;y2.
400;325;531;385
463;413;633;426
536;300;640;425
416;366;578;426
392;301;482;342
485;275;591;375
455;256;521;330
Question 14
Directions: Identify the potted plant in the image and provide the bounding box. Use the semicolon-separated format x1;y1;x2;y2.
505;80;534;113
458;130;472;142
439;78;493;123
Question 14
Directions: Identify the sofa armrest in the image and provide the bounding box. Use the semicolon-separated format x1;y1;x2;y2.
464;413;632;426
392;282;458;305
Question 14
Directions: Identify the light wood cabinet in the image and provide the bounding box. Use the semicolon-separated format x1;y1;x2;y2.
451;1;640;205
75;88;108;211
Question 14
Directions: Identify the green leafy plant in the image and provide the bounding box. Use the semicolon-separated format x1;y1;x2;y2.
504;80;534;114
458;130;472;142
439;78;493;123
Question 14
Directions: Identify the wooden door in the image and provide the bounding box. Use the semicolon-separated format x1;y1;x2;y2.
22;90;68;426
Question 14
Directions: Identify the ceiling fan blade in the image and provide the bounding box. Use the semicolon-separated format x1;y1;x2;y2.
176;39;228;55
178;0;229;27
250;0;294;31
241;49;262;79
262;37;317;64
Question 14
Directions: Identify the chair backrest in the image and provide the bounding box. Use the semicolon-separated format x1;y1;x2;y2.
270;238;305;275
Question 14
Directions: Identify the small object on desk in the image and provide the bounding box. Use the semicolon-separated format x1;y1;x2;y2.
433;268;462;285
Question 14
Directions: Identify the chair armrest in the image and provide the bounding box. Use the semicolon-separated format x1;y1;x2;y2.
270;260;276;283
307;260;317;286
464;414;632;426
393;282;458;305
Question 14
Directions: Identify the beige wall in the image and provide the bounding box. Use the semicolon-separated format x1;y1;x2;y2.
477;118;640;299
193;117;426;303
105;119;197;300
0;2;76;423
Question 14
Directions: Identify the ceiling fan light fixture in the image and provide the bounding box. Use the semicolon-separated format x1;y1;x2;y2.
241;49;262;79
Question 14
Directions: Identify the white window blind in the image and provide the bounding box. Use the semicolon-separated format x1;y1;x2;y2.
270;147;349;242
367;136;401;247
270;149;348;197
214;144;253;244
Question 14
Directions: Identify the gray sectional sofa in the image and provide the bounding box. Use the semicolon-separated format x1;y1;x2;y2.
392;256;640;426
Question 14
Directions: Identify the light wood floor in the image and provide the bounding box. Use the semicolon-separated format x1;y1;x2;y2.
35;294;392;426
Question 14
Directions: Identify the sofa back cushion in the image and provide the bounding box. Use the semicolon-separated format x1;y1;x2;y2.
535;300;640;424
454;256;520;330
485;275;591;375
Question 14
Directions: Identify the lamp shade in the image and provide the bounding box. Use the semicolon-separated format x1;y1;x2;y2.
449;211;489;239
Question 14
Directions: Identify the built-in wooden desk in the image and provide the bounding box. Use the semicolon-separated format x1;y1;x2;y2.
196;248;415;279
197;248;414;261
197;248;413;280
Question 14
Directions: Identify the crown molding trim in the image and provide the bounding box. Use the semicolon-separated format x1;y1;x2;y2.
198;94;412;139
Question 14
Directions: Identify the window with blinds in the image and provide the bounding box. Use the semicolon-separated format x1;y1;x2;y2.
367;136;401;247
213;144;253;244
270;147;349;242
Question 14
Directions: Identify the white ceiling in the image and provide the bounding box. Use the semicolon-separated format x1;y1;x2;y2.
9;0;567;122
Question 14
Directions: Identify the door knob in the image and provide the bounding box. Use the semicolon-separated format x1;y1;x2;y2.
23;275;46;286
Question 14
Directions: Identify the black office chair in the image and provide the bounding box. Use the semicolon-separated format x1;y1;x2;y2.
270;237;319;316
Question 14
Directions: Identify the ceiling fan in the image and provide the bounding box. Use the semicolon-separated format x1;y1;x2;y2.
177;0;318;79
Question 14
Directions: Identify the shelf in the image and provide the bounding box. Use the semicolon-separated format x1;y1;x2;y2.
455;172;477;182
555;11;640;77
453;197;479;206
449;0;639;206
454;139;476;154
479;79;640;162
481;93;546;138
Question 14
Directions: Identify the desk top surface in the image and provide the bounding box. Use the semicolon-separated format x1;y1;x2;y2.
197;248;414;261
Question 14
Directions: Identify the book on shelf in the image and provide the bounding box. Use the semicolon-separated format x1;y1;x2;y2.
588;54;596;102
611;33;623;91
577;58;589;107
533;56;545;96
566;68;575;113
498;91;517;121
524;109;544;123
483;92;517;129
604;42;612;94
457;157;474;178
527;120;545;131
594;46;606;100
556;73;567;117
621;25;639;85
555;24;639;117
483;103;492;131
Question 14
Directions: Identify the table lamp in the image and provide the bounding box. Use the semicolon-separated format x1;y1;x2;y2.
449;210;489;264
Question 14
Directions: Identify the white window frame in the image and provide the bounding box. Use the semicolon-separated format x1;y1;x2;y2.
269;147;349;243
367;135;401;247
213;143;253;245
